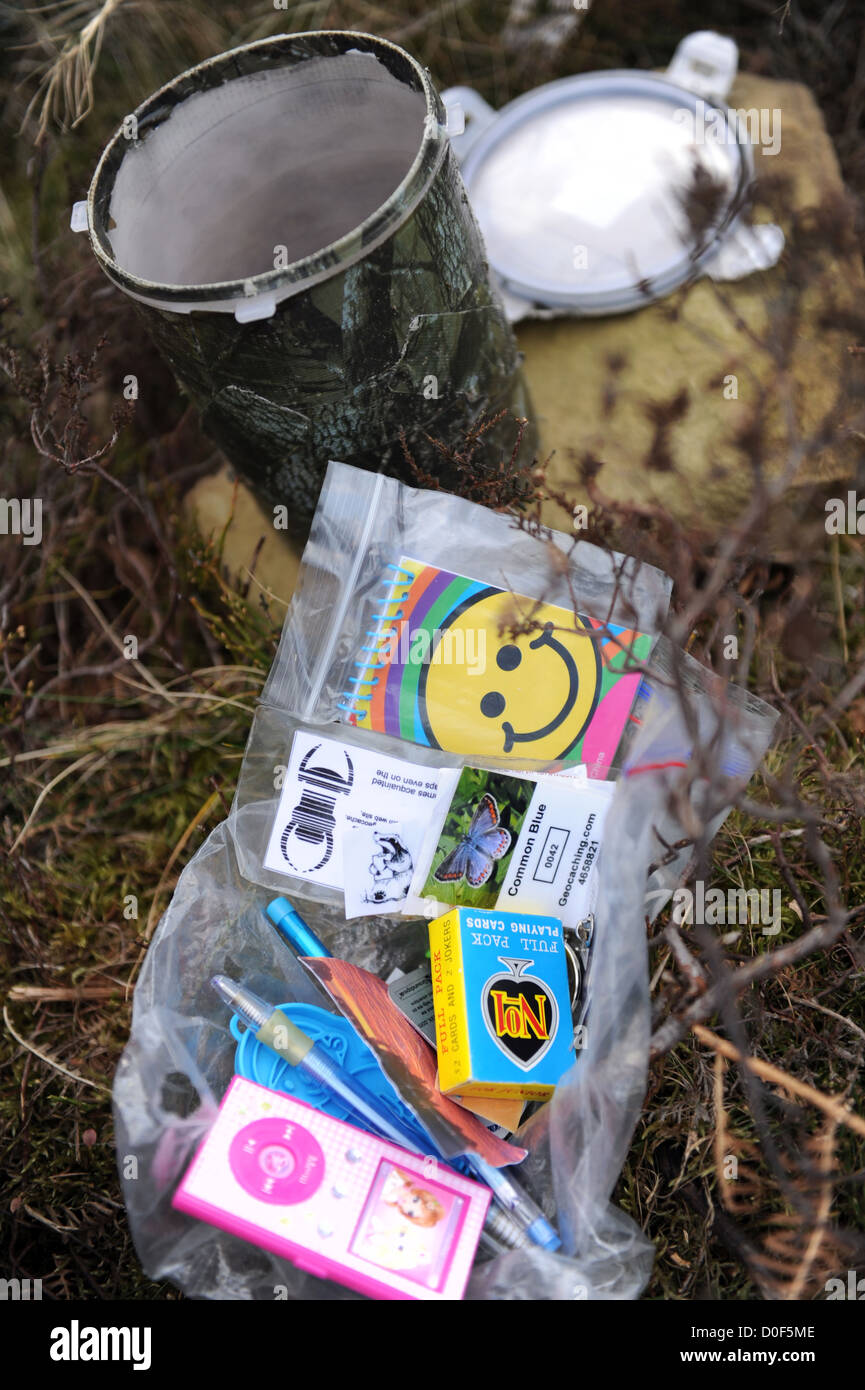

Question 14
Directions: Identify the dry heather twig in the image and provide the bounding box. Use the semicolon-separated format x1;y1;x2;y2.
713;1051;852;1300
701;1025;865;1141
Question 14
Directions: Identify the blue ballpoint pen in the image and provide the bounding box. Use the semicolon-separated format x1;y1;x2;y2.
213;974;425;1152
266;896;332;958
262;897;561;1253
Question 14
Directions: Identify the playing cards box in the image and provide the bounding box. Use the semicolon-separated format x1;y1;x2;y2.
429;908;573;1102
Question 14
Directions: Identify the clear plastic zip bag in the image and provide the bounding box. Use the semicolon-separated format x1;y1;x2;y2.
112;466;777;1301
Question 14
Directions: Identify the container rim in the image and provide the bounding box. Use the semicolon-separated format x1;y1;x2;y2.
460;68;753;315
86;30;447;313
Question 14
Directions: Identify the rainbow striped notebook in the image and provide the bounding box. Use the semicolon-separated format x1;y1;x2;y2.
340;557;653;776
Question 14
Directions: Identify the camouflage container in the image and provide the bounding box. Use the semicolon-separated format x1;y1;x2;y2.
81;31;535;529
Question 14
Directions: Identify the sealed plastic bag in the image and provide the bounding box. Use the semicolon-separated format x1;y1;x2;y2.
113;467;778;1300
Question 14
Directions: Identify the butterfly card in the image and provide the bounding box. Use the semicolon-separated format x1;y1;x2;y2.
408;765;615;929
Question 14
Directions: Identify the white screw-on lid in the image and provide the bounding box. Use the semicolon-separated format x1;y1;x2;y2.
446;33;781;317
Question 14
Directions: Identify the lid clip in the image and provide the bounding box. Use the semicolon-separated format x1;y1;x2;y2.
440;86;495;162
666;30;738;103
234;290;277;324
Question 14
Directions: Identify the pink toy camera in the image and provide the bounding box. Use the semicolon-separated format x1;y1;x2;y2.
173;1076;490;1300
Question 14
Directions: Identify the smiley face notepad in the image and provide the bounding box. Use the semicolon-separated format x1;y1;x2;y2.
341;557;654;777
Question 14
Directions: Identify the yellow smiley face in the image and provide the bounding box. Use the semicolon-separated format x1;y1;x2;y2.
418;589;601;761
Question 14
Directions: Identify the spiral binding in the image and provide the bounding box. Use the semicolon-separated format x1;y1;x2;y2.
337;562;415;720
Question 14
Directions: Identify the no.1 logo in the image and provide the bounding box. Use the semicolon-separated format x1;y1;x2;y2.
482;957;558;1070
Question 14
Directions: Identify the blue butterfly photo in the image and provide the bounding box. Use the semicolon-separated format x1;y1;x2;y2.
433;791;513;888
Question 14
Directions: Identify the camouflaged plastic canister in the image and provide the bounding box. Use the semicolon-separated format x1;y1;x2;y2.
84;31;535;530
